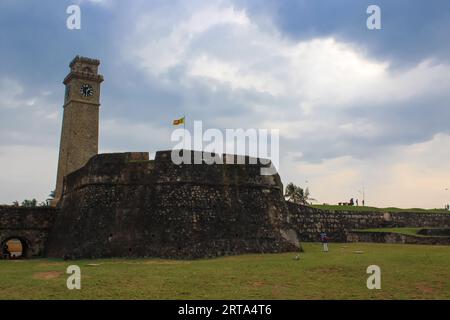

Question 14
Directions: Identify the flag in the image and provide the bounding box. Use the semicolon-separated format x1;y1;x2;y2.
173;116;185;126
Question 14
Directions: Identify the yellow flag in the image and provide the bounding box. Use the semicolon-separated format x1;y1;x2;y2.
173;116;185;125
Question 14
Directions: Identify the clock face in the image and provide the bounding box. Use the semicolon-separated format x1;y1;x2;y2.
80;84;94;97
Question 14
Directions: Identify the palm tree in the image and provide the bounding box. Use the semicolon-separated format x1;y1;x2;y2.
285;183;316;205
304;187;316;204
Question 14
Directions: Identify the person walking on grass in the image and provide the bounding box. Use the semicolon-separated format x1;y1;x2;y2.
320;232;329;252
2;242;10;259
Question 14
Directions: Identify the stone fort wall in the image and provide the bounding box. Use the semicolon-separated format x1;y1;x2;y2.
0;206;57;258
285;202;450;242
45;151;299;259
2;153;449;259
346;231;450;245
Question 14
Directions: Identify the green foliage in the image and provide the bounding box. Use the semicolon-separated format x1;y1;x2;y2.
355;227;423;236
311;204;450;214
285;182;315;205
355;227;447;237
10;198;50;207
20;199;37;207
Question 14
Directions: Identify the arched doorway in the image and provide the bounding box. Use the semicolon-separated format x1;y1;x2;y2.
1;237;28;259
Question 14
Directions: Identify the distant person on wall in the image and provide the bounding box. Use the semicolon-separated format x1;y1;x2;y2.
320;232;329;252
356;199;359;206
349;198;354;206
362;199;365;206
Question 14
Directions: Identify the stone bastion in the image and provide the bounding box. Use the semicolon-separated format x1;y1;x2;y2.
45;151;300;259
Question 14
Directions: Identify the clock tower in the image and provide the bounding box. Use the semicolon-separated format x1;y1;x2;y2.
53;56;104;205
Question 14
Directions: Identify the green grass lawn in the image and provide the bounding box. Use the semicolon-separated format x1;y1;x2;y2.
311;204;450;213
354;227;444;237
0;243;449;300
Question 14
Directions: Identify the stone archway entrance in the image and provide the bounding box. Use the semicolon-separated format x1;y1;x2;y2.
1;237;29;259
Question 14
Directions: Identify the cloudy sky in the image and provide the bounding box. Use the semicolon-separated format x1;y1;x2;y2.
1;0;449;208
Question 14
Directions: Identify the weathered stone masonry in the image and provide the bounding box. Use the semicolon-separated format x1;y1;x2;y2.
45;151;300;259
0;206;57;258
2;193;449;258
285;202;450;242
346;231;450;245
44;147;449;259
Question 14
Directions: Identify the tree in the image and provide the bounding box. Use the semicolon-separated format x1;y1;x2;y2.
21;199;37;207
48;190;55;199
285;183;316;205
46;190;56;206
304;187;316;204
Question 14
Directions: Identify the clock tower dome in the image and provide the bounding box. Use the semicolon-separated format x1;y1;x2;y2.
53;56;104;205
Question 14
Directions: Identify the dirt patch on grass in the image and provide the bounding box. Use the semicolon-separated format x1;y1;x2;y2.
37;262;66;267
33;271;63;280
414;283;437;294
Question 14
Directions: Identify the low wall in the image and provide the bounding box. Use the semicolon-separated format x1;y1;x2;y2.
286;202;450;242
0;206;57;258
418;228;450;236
347;231;450;245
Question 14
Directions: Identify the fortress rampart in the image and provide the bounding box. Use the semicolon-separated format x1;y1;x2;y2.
286;202;450;242
0;206;56;258
1;192;449;259
45;151;299;259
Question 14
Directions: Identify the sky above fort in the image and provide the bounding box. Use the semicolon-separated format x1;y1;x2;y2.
1;0;450;208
